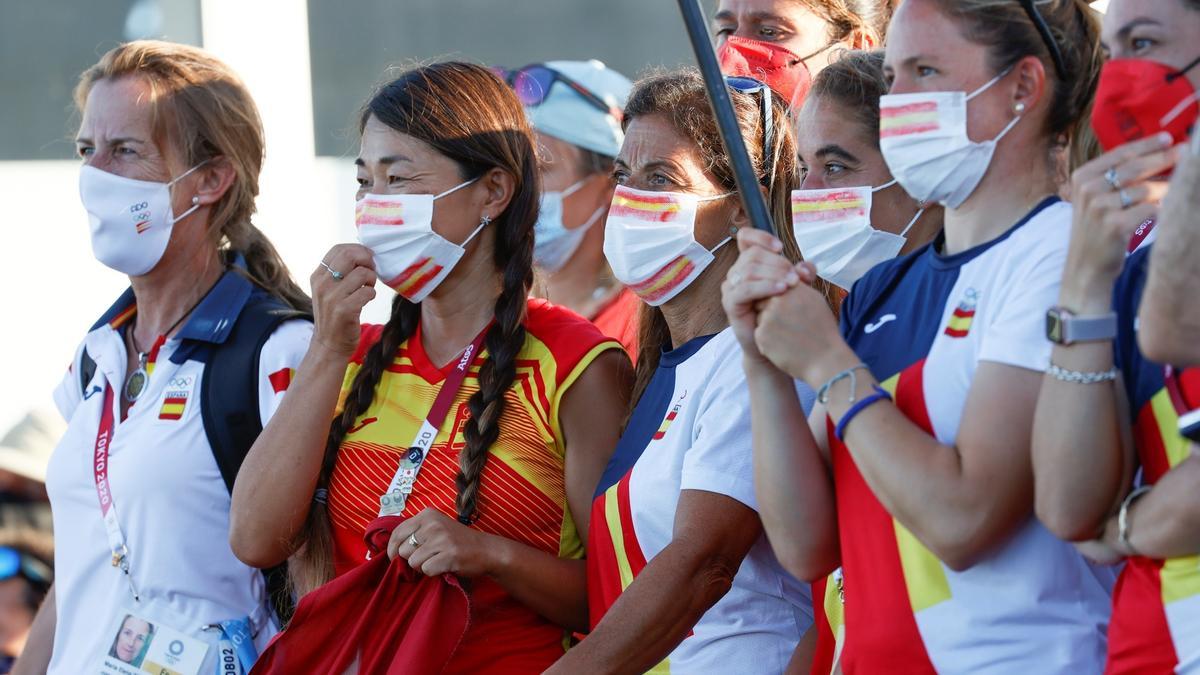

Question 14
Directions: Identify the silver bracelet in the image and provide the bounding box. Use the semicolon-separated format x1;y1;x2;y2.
1118;485;1152;557
1047;364;1119;384
817;363;870;405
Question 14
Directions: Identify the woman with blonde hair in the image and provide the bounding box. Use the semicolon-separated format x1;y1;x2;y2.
18;40;313;674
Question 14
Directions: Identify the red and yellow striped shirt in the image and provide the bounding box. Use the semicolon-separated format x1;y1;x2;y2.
327;299;619;672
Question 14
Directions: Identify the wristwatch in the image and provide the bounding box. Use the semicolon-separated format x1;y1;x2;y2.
1045;306;1118;345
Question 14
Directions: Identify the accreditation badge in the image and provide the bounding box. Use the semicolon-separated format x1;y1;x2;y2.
98;609;209;675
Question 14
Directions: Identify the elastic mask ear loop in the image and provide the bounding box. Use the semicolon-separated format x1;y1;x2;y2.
579;204;606;231
1165;54;1200;84
708;234;735;255
872;179;898;193
965;66;1015;102
561;176;591;199
698;191;737;253
962;66;1023;145
168;159;210;225
898;207;925;237
459;214;492;249
434;177;479;201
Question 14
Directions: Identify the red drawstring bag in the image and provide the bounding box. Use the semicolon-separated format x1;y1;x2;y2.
251;516;470;675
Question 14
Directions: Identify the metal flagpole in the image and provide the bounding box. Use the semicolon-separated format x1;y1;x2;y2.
675;0;777;234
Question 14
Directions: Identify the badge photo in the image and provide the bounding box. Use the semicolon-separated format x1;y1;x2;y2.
100;610;209;675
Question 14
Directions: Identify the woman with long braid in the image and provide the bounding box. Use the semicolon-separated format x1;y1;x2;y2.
229;62;630;671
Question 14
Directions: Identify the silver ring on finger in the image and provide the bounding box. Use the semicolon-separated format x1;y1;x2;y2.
1105;167;1122;191
407;533;420;548
1119;188;1134;209
320;260;345;281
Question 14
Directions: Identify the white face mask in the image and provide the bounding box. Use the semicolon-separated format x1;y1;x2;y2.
355;178;482;303
602;184;733;307
79;163;205;276
533;177;605;273
879;68;1021;209
791;181;924;290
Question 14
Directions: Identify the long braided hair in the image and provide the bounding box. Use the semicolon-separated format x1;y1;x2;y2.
290;62;539;595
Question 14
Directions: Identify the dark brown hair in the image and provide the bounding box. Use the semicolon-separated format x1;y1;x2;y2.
621;69;803;410
290;62;539;594
928;0;1103;171
809;50;889;148
75;40;311;313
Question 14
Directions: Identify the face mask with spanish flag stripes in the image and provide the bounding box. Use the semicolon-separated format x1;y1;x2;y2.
354;179;481;303
602;184;734;307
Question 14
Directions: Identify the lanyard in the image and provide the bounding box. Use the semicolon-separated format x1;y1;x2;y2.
93;380;264;674
377;328;488;517
209;618;258;675
92;383;141;600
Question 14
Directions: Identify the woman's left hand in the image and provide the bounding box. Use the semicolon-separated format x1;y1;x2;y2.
386;508;500;578
755;263;857;385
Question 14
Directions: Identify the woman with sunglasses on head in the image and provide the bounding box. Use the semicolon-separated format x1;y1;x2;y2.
1030;0;1200;671
228;63;630;672
510;60;641;357
724;1;1114;672
546;70;813;675
714;0;887;108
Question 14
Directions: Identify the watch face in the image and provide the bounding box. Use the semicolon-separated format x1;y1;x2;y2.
1046;310;1064;343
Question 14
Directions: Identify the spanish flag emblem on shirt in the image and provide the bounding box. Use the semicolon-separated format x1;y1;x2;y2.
944;289;979;338
609;190;684;223
159;389;189;420
881;100;941;138
652;396;686;441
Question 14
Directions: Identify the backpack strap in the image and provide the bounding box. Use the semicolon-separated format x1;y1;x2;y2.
200;294;311;625
79;348;97;396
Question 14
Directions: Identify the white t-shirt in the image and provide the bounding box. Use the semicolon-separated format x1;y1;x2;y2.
588;328;815;674
46;274;311;675
831;198;1117;673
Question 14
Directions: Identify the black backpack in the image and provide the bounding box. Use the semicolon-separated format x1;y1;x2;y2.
78;294;310;624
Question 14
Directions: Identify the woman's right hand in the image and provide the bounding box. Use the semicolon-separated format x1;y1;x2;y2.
310;244;378;357
721;228;800;365
1062;132;1178;310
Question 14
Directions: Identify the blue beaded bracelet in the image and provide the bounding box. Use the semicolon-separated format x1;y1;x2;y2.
834;385;892;441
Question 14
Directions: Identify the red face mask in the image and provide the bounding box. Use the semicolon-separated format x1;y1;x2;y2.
717;35;817;108
1091;56;1200;152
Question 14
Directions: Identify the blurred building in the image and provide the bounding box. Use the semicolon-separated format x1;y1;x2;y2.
0;0;711;435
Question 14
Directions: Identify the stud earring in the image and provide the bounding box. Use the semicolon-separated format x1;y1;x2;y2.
192;196;201;205
1014;102;1026;114
480;214;492;226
